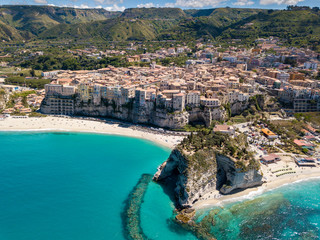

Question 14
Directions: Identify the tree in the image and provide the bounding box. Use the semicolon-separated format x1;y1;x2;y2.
30;69;35;77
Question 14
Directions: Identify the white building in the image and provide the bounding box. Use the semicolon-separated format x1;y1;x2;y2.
200;97;221;107
186;91;200;106
304;62;318;70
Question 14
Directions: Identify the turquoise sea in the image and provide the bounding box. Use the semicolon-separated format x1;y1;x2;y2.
1;132;320;240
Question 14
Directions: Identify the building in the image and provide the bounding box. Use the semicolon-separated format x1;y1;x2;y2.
261;128;278;139
293;139;314;150
42;71;60;78
213;125;235;136
295;157;317;167
261;154;281;164
186;91;200;106
200;97;221;107
45;84;76;97
41;96;74;115
172;93;185;112
78;83;92;103
304;62;318;70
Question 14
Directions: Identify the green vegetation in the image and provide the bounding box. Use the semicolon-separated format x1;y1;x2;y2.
21;55;131;70
39;18;176;41
1;6;319;51
5;76;50;89
29;112;47;117
221;8;320;51
0;5;119;41
121;8;186;20
179;131;258;172
265;119;308;154
294;112;320;126
158;56;189;67
6;90;36;108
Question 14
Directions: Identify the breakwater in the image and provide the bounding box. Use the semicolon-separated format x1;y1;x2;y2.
122;174;153;240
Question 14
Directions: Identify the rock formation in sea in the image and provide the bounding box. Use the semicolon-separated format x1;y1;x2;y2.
122;174;153;240
153;131;263;208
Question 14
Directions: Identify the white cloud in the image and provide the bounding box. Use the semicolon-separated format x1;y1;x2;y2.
34;0;47;3
137;2;156;8
93;0;123;5
164;3;175;7
260;0;304;5
104;4;125;11
74;4;90;8
73;4;105;9
233;0;254;5
166;0;225;8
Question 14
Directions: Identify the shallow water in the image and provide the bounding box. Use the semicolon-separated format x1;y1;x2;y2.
196;179;320;240
1;132;320;240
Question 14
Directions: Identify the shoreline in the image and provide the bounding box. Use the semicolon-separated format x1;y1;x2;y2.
194;169;320;210
2;116;320;211
0;116;184;149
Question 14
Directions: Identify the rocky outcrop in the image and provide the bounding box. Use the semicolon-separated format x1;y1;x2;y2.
216;154;263;194
72;100;189;129
41;94;227;129
189;107;226;127
154;148;263;208
230;101;249;115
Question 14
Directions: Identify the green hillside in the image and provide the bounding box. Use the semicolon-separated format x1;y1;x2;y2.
40;7;267;42
0;5;320;51
159;8;267;40
0;20;23;41
120;7;186;20
184;9;216;17
0;5;120;39
39;18;175;41
220;8;320;49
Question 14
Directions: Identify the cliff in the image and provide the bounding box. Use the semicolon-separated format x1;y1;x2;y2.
153;132;263;208
73;100;189;129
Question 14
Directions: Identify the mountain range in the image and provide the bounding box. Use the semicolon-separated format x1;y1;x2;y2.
0;5;319;49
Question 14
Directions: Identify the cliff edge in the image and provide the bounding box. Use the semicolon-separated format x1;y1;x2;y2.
153;131;263;208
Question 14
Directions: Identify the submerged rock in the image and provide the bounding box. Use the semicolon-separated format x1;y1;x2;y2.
122;174;153;240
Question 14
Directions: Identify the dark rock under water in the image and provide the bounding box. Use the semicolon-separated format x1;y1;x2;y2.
122;174;153;240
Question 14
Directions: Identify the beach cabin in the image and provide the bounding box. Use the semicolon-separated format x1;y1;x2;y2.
0;114;5;120
261;154;281;164
261;128;278;139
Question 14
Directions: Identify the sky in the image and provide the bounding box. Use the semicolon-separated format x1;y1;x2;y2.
1;0;319;11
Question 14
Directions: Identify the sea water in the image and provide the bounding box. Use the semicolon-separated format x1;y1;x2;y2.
1;132;320;240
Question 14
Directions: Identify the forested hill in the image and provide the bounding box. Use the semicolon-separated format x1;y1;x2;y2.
1;5;320;50
38;7;267;41
0;5;120;41
120;8;187;19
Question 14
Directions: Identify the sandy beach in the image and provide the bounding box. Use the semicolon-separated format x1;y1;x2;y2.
0;116;184;149
2;115;320;210
194;158;320;209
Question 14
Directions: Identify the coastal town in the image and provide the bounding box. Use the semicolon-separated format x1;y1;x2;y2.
1;4;320;240
1;37;320;206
